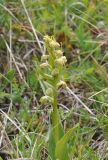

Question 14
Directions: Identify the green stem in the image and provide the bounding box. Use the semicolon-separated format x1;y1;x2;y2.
52;85;59;144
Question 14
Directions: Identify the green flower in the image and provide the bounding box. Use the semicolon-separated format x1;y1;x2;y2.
55;56;67;65
46;88;53;96
56;50;63;57
41;55;49;62
40;63;49;68
40;96;53;104
57;80;67;89
51;68;59;77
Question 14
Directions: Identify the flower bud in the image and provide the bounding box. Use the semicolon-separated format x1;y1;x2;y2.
43;35;51;42
57;80;67;89
49;40;60;48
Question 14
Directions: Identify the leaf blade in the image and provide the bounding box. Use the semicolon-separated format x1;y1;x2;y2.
55;123;79;160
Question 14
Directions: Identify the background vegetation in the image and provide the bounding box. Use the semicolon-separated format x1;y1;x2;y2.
0;0;108;159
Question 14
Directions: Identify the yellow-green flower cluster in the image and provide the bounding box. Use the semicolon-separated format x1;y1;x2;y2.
44;35;60;48
39;35;67;105
41;35;67;67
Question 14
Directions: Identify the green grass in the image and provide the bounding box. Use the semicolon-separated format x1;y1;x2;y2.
0;0;108;159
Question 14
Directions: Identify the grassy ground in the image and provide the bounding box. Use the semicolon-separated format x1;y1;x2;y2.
0;0;108;159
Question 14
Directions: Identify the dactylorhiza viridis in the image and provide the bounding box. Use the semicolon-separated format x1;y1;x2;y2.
38;35;67;142
36;35;79;160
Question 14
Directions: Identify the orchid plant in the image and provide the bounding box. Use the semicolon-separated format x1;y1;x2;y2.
36;35;79;160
